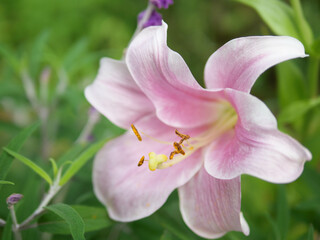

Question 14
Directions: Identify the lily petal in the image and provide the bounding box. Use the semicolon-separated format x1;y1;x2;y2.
93;114;203;221
179;167;249;239
85;58;154;129
204;36;307;93
204;89;312;183
126;22;224;128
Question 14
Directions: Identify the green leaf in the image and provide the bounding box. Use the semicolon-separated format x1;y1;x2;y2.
278;97;320;123
276;61;307;109
29;31;50;78
290;0;314;48
3;148;53;185
0;122;39;191
0;44;20;72
234;0;299;39
49;158;58;178
38;205;112;234
265;214;281;240
160;231;175;240
59;139;107;186
276;185;289;240
311;38;320;57
44;204;85;240
57;143;87;168
0;180;14;185
307;225;314;240
63;38;88;71
2;214;12;240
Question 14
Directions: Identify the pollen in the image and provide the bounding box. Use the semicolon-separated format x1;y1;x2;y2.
138;156;145;166
148;152;168;171
173;142;185;155
131;124;142;141
175;129;190;141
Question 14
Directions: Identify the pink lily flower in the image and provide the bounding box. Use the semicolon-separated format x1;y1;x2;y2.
85;22;311;238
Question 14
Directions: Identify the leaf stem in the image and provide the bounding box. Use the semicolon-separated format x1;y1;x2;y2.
8;205;22;240
76;108;100;144
19;174;61;228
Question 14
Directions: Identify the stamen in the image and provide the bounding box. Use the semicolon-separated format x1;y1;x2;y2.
169;151;178;160
173;142;185;155
175;129;190;140
138;156;145;166
131;124;142;141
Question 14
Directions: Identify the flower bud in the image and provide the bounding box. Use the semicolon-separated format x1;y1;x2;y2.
6;193;23;207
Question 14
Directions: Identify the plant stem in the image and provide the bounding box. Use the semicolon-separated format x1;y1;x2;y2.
8;205;22;240
19;178;61;228
123;2;155;58
0;218;6;226
76;108;100;144
131;2;155;41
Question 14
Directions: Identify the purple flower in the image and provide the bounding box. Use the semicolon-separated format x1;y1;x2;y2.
150;0;173;9
138;10;162;28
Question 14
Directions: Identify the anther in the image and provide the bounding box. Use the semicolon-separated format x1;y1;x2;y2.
138;156;145;166
173;142;185;155
175;129;190;141
131;124;142;141
169;151;178;160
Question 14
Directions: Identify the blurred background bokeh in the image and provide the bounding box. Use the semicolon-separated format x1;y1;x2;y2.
0;0;319;239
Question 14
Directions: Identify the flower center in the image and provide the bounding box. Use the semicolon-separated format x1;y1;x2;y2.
132;102;237;171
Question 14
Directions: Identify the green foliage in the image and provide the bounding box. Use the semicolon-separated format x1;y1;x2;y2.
0;122;39;188
0;181;14;185
44;204;86;240
234;0;299;39
276;61;307;109
59;139;107;186
3;148;53;185
2;214;12;240
39;205;112;234
278;97;320;123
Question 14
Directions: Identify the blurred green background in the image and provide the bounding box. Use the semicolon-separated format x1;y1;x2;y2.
0;0;319;239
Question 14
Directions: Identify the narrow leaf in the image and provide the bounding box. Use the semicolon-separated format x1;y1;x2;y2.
44;203;85;240
276;185;289;240
57;143;87;168
3;148;52;185
0;122;39;191
235;0;299;39
49;158;58;178
276;61;307;109
29;31;50;78
160;231;175;240
0;44;20;72
0;180;14;185
278;97;320;123
38;205;112;234
2;214;12;240
307;225;314;240
59;139;107;186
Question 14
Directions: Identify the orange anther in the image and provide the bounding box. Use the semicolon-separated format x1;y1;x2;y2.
138;156;145;166
131;124;142;141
